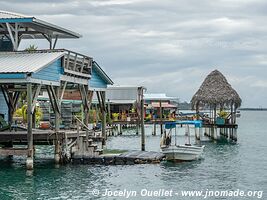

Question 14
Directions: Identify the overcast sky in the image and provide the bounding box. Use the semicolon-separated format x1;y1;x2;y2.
1;0;267;107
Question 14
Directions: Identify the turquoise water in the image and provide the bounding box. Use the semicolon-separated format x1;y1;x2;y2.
0;111;266;200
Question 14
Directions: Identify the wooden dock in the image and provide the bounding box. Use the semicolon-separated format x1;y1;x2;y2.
0;129;105;162
72;150;165;165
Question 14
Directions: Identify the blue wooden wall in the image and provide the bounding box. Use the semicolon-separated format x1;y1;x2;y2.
90;67;108;89
0;91;8;121
32;59;63;82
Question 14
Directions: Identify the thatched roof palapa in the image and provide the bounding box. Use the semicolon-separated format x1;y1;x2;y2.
191;70;242;110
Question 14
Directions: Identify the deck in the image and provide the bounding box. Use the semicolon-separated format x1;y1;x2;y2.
0;130;103;145
72;150;165;165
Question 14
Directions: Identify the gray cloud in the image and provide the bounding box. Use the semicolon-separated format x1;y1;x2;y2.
1;0;267;107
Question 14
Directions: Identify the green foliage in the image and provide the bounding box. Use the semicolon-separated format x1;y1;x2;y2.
145;114;151;121
107;113;112;124
14;108;23;118
112;113;119;121
35;107;43;124
25;45;38;52
14;104;43;124
218;110;228;118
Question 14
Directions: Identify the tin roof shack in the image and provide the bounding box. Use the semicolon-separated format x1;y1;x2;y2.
0;10;107;169
144;93;178;121
105;86;145;122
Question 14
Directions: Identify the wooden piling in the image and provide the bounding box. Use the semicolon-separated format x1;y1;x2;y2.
160;100;163;135
195;127;200;140
119;124;122;135
54;86;61;164
141;95;145;151
101;91;107;145
26;83;33;170
152;123;156;136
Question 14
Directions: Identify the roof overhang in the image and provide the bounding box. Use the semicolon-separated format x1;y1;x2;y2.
0;10;81;39
149;102;177;108
144;93;178;101
92;61;113;85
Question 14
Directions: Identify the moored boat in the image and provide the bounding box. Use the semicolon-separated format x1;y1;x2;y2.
161;144;205;161
160;122;205;162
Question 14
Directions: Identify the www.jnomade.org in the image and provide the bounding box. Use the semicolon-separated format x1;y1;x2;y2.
96;189;263;199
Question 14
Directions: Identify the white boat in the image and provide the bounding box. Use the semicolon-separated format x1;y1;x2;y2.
160;122;205;162
161;144;205;161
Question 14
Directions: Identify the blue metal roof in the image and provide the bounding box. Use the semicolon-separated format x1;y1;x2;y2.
0;51;65;73
92;61;113;85
0;10;81;39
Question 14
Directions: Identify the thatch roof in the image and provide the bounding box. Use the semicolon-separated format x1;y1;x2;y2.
191;70;242;109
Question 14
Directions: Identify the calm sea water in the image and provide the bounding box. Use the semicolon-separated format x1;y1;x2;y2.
0;111;266;200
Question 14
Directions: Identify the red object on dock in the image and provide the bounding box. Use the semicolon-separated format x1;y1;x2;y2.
39;121;50;129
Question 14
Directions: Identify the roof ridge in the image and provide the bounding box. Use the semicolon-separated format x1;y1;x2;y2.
0;50;65;55
0;10;32;18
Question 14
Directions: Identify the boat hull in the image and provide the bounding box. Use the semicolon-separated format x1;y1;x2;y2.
161;145;205;161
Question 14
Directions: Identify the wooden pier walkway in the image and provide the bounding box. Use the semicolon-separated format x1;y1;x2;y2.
72;150;165;165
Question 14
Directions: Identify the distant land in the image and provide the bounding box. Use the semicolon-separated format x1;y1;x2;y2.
178;101;267;111
239;108;267;111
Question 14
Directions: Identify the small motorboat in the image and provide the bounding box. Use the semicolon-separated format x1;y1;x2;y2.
161;144;205;161
160;122;205;162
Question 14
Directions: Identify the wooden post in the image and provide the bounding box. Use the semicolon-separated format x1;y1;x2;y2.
160;100;163;135
214;127;218;140
84;86;90;151
199;127;202;141
195;127;200;140
54;86;61;164
136;89;141;135
136;123;139;135
8;103;13;129
26;83;33;170
214;105;217;124
32;109;36;129
141;92;145;151
153;123;156;136
101;91;106;146
107;99;111;124
119;124;122;135
230;103;234;124
77;120;80;150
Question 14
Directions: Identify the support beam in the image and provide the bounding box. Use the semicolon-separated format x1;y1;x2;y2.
101;91;106;146
60;81;67;104
26;83;33;170
52;35;58;49
5;23;18;50
82;85;90;151
31;84;42;113
54;86;61;164
49;86;61;114
141;96;145;151
0;86;20;127
160;100;163;135
46;86;55;112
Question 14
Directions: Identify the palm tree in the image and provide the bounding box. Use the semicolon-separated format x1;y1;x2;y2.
25;45;38;52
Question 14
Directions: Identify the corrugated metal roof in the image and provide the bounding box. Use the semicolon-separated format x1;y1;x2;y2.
93;61;113;85
109;100;136;104
106;86;138;101
0;10;31;19
0;10;81;39
144;93;177;100
151;102;177;108
0;51;65;73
